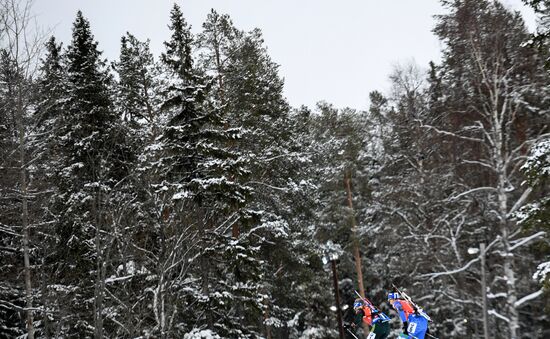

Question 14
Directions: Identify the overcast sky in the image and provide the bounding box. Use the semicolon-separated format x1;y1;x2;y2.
33;0;536;110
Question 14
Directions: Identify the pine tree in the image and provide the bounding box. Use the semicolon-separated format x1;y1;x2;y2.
114;32;159;123
47;11;128;337
224;28;288;126
197;9;239;104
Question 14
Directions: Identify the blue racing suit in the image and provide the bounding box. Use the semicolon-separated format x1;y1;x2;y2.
397;313;429;339
392;300;429;339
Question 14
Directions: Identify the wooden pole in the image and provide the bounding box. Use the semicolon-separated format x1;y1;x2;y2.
344;171;365;298
331;260;345;339
480;243;490;339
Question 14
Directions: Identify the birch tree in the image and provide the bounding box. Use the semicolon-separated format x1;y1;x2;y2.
0;0;44;337
420;1;550;337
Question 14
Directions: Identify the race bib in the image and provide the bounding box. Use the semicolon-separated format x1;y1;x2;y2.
407;322;417;333
367;333;376;339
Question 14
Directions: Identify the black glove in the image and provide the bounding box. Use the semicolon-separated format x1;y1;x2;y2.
402;322;408;334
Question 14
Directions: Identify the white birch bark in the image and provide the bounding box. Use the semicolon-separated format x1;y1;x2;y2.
0;1;43;337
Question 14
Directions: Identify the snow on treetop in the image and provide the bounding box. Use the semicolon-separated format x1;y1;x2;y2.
183;329;222;339
534;261;550;284
172;190;190;200
467;247;480;255
321;240;343;263
300;327;330;339
522;138;550;177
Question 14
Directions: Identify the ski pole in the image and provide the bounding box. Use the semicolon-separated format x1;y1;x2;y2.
354;290;365;302
345;327;359;339
354;290;377;310
425;333;439;339
391;284;432;322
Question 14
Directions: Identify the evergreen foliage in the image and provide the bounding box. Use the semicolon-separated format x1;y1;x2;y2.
0;1;548;338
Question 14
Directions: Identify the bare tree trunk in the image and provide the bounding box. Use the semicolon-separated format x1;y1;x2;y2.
264;300;272;339
344;170;365;298
156;207;169;339
12;2;35;333
1;1;45;337
498;168;519;339
158;270;166;338
213;36;225;108
16;70;35;339
331;260;345;339
201;256;212;329
480;243;490;339
491;86;519;338
94;189;104;339
231;216;239;238
199;220;213;329
40;258;51;339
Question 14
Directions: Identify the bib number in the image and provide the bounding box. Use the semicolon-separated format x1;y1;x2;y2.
407;322;417;334
367;333;376;339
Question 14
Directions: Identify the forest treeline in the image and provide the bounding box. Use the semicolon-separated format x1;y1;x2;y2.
0;0;549;338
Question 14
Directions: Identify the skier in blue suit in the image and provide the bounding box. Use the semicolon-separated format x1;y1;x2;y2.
399;313;429;339
388;292;430;339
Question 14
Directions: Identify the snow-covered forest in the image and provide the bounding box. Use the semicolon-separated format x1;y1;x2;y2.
0;0;549;338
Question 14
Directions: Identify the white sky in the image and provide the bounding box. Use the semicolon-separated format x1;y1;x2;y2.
33;0;536;110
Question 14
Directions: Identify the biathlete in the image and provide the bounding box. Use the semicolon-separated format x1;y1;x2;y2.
351;298;391;339
388;292;430;339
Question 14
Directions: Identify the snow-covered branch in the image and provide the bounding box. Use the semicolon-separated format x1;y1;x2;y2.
508;186;533;217
419;123;485;143
246;181;287;192
514;289;543;308
449;187;498;201
420;256;480;280
461;159;496;171
509;231;546;252
489;309;510;323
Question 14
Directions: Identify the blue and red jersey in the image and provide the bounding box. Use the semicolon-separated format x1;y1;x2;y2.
392;300;429;339
355;305;390;327
392;300;415;322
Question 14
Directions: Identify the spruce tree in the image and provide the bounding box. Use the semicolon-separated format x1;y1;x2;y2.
35;37;64;127
150;5;259;337
31;36;67;338
162;4;193;80
48;11;126;337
